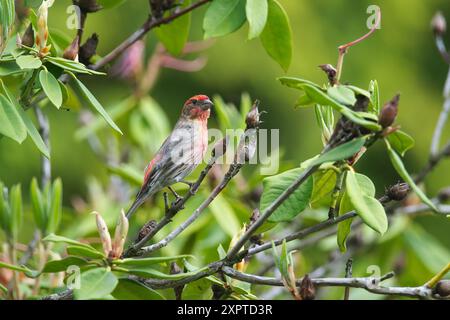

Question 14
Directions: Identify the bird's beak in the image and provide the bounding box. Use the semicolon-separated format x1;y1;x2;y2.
200;99;213;110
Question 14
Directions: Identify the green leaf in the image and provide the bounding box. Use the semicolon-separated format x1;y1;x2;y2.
9;184;22;240
46;178;62;234
208;193;240;237
111;278;165;300
203;0;247;39
30;177;47;232
260;0;292;71
386;131;415;156
337;190;354;252
0;181;11;234
260;167;313;223
403;224;450;273
0;0;15;51
115;255;192;267
369;80;380;114
45;56;105;75
16;107;50;158
155;0;191;56
385;140;438;212
310;137;366;167
70;74;122;135
66;245;105;260
0;79;50;157
74;268;118;300
246;0;268;39
0;283;7;294
42;256;89;273
310;169;337;208
122;267;202;280
39;69;62;108
272;240;289;280
278;76;322;89
327;86;357;106
0;60;23;75
0;260;30;273
16;55;42;69
43;233;97;250
345;170;387;234
0;94;27;143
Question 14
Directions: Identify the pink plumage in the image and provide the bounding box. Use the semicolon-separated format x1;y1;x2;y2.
126;95;213;218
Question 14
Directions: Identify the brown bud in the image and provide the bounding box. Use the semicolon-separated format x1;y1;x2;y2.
137;220;157;242
74;0;103;13
437;187;450;202
431;11;446;36
319;64;337;84
245;100;261;129
433;280;450;297
386;182;410;201
299;274;316;300
211;136;228;158
378;94;400;128
21;24;35;47
79;33;99;65
93;211;112;256
63;35;79;61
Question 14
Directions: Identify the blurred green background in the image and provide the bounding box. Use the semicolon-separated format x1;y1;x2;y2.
1;0;450;299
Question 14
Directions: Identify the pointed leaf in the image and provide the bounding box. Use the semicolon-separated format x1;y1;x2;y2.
385;140;438;212
42;256;89;273
9;184;22;240
260;0;292;71
260;167;313;223
203;0;246;39
386;130;415;156
70;74;122;135
30;177;47;232
66;245;105;259
46;178;62;234
39;69;62;108
0;94;27;143
345;170;387;234
310;137;366;167
43;233;97;250
246;0;268;39
111;278;165;300
16;107;50;158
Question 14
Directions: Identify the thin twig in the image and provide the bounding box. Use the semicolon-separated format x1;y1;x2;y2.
335;8;381;81
344;258;353;300
92;0;212;71
123;155;220;257
222;267;445;299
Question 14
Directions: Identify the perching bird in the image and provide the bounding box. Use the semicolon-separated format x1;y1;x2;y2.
125;95;213;218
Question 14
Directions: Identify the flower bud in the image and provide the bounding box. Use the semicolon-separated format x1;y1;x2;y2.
74;0;103;13
437;187;450;202
112;210;129;258
433;280;450;297
21;24;35;47
378;94;400;128
79;33;99;65
112;40;145;80
36;0;54;55
93;211;112;256
245;100;261;129
299;274;316;300
431;11;446;36
386;182;410;201
211;136;228;158
63;36;80;61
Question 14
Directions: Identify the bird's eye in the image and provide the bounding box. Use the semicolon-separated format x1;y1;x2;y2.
190;99;198;104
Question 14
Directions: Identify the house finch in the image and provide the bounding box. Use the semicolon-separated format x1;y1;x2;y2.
126;94;213;218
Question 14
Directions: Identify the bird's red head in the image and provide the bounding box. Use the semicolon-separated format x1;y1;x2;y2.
182;94;213;120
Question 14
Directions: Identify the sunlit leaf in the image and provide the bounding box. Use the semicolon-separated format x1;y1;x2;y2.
74;268;118;300
39;69;62;108
246;0;268;39
260;0;292;71
203;0;246;39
